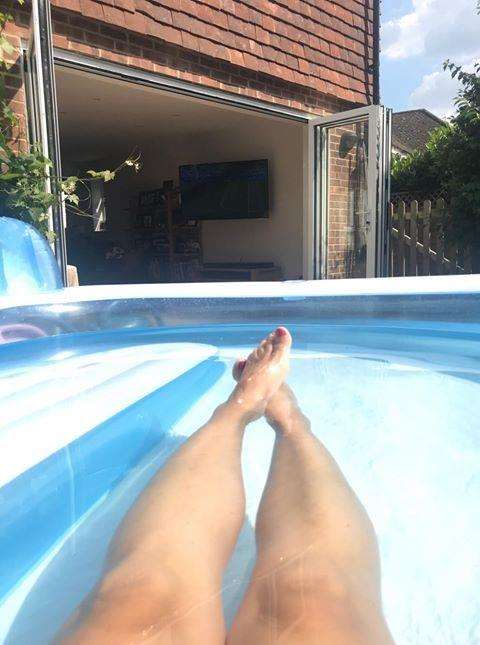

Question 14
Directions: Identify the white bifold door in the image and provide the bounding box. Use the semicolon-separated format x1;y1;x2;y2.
25;0;67;283
310;105;391;279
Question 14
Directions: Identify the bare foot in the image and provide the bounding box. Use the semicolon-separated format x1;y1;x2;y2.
227;327;292;423
233;344;309;435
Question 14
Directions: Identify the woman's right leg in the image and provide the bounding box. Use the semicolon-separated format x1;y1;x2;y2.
228;382;394;644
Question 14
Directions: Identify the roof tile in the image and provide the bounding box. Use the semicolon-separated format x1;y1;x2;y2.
55;0;374;104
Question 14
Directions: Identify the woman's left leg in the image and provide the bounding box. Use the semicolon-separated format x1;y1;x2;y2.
59;405;247;645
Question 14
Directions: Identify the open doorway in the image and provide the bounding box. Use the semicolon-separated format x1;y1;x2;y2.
55;66;306;285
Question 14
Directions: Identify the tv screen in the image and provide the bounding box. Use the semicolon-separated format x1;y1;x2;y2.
179;159;269;220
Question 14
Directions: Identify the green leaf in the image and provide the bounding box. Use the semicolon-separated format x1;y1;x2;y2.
0;172;21;180
65;193;79;206
87;169;115;182
0;37;14;56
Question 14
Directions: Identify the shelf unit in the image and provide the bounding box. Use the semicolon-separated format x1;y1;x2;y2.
133;185;202;281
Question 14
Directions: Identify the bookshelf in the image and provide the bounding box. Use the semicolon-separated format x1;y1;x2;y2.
133;184;202;281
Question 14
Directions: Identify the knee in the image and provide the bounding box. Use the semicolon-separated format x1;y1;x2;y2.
91;563;184;632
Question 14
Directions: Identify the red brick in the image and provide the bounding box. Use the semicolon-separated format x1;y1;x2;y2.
172;12;193;31
255;25;271;46
204;23;223;41
56;0;81;12
233;3;252;21
228;49;245;67
195;37;218;58
247;38;263;57
98;48;126;63
68;40;99;56
160;25;184;46
79;0;100;19
227;14;255;39
298;58;311;74
114;0;135;12
101;5;126;26
152;5;173;24
124;11;147;31
181;31;200;50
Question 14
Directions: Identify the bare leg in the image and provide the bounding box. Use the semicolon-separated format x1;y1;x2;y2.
228;372;394;644
59;328;292;645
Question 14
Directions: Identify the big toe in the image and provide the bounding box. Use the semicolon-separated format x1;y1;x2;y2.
273;327;292;355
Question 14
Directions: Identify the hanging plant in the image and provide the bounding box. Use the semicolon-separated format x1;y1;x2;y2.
0;5;141;240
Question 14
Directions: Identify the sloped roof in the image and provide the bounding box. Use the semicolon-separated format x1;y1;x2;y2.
392;109;445;154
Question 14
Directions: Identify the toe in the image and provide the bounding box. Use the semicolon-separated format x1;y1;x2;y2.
232;358;247;381
273;327;292;354
262;337;274;359
255;335;274;360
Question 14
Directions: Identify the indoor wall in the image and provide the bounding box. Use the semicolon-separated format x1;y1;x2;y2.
57;67;305;281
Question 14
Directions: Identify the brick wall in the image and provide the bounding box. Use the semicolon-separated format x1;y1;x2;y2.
49;6;352;113
4;0;374;139
56;0;374;105
2;6;29;153
3;0;374;271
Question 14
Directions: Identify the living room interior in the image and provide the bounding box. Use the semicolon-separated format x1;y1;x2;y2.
55;66;306;285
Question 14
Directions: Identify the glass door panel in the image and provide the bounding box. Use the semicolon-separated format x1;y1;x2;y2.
325;117;370;279
311;105;391;279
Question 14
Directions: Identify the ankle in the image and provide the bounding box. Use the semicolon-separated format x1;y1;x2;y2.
226;383;267;423
267;410;311;436
212;396;252;428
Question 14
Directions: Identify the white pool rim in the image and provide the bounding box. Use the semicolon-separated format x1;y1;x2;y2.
1;275;480;310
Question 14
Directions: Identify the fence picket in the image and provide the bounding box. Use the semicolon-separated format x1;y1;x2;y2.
435;199;445;275
397;201;406;276
388;198;469;277
409;201;418;276
422;200;431;276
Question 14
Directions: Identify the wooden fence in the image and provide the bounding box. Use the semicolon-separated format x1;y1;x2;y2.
389;199;471;277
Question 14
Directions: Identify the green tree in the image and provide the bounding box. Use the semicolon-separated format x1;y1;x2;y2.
391;54;480;267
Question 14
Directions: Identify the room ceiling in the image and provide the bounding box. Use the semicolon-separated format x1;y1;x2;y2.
55;66;275;163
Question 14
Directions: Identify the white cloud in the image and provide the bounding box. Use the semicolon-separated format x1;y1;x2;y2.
382;0;479;116
409;61;477;118
408;70;459;118
382;0;480;63
382;0;434;60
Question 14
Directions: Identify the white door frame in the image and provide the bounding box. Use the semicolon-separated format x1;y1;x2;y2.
49;49;390;282
53;49;314;279
307;105;391;279
25;0;67;283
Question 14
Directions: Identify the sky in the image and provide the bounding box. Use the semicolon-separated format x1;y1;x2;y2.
380;0;480;118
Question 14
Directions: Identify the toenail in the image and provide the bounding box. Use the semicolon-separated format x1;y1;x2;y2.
276;327;287;336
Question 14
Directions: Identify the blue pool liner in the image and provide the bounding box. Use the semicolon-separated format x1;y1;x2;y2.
0;356;225;603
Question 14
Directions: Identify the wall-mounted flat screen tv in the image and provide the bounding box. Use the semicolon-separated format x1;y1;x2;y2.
179;159;269;220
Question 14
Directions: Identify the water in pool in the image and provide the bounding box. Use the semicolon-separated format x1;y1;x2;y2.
1;315;479;644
